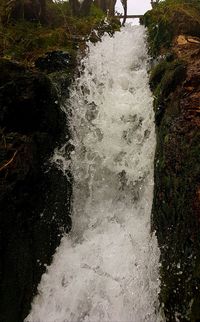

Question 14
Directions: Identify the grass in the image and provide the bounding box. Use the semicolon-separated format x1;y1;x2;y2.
0;1;120;64
143;0;200;56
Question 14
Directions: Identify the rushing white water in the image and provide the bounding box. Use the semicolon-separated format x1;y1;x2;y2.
26;25;162;322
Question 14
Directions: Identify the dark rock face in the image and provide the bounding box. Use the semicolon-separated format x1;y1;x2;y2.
150;35;200;321
0;62;62;135
35;51;73;73
0;58;72;322
144;3;200;319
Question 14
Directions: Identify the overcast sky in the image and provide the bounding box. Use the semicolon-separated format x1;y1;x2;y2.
116;0;152;15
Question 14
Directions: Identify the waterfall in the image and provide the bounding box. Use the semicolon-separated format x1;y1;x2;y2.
25;25;162;322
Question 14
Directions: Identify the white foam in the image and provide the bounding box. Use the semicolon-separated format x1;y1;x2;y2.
25;25;163;322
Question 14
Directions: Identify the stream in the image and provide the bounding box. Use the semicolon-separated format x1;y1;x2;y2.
26;25;162;322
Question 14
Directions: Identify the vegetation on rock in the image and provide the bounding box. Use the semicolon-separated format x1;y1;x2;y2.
143;0;200;56
144;0;200;320
0;0;120;64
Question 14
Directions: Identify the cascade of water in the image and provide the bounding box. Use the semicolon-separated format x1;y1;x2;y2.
25;25;162;322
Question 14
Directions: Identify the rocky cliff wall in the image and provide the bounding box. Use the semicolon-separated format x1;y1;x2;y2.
144;1;200;321
0;5;120;317
0;54;73;322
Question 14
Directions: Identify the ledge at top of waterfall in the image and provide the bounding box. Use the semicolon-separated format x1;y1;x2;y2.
25;25;163;322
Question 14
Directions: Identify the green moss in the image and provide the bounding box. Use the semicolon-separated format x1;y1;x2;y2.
89;3;105;19
142;0;200;56
0;1;119;64
150;60;169;89
150;58;186;125
149;17;200;312
0;23;72;62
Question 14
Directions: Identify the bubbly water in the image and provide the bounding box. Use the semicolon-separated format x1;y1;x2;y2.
26;25;162;322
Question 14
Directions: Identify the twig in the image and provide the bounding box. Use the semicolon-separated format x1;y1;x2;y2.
0;150;18;172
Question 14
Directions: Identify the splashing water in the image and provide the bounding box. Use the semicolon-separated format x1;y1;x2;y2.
26;25;162;322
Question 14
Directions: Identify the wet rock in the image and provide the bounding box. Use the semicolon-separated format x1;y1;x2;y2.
144;2;200;320
35;51;74;73
151;33;200;322
0;58;72;322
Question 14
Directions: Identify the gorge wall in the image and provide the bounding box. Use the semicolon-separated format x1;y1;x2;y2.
0;2;120;319
144;1;200;321
1;1;200;321
0;55;73;322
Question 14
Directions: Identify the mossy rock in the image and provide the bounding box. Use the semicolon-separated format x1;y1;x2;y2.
152;74;200;321
143;0;200;56
150;58;186;125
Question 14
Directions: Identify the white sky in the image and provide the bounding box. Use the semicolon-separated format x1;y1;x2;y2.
116;0;152;15
72;0;152;15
